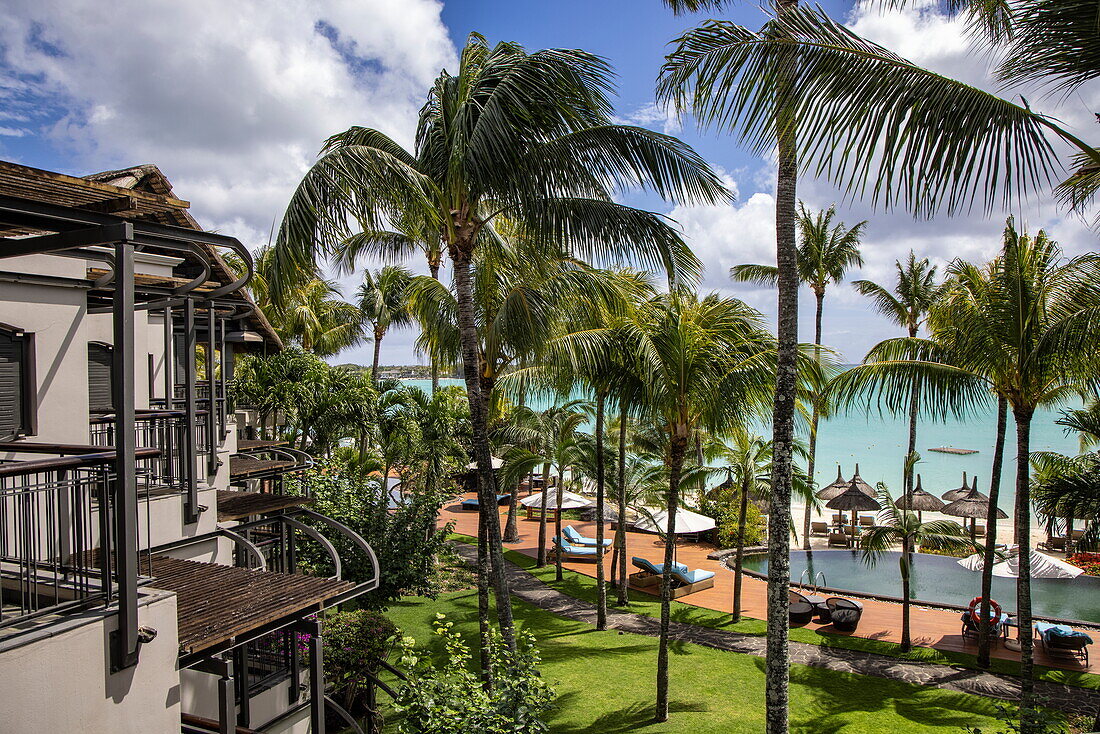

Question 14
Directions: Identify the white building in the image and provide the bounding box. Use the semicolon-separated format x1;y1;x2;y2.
0;161;379;733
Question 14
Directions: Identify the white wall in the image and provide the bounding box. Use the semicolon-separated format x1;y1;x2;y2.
0;591;181;734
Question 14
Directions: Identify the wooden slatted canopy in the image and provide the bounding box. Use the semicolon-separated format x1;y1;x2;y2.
216;490;312;521
144;555;351;656
236;439;289;452
230;455;302;480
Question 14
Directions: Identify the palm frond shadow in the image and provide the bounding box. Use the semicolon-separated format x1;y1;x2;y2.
551;697;710;734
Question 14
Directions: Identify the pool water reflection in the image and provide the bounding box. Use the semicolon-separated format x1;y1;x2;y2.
742;550;1100;623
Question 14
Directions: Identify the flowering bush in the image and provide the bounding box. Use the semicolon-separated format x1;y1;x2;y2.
394;614;555;734
1067;552;1100;577
322;610;398;714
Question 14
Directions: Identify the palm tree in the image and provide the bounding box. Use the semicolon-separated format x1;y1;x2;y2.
860;484;972;652
732;202;864;547
833;224;1100;706
271;276;364;357
276;33;727;650
852;252;944;495
358;266;414;383
613;289;777;722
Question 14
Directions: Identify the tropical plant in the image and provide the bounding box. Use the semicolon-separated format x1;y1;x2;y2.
732;202;864;547
852;252;944;494
358;265;414;382
860;484;973;651
321;610;398;717
276;32;729;653
271;275;363;357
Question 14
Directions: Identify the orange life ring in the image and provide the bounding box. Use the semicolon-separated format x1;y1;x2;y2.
968;596;1001;624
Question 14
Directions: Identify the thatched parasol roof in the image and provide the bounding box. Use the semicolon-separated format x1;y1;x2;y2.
816;465;849;501
941;479;1007;520
850;464;876;497
894;475;946;512
941;472;973;502
825;479;882;512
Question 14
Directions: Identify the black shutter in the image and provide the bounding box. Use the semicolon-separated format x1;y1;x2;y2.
173;331;188;394
0;330;24;439
88;342;114;413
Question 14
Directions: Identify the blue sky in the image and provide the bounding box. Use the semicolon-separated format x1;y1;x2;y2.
1;0;1095;366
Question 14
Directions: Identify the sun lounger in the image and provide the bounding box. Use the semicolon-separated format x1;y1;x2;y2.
553;536;600;561
810;521;829;537
563;525;612;549
960;601;1009;642
629;556;714;597
827;532;851;548
460;493;512;511
1040;536;1068;552
972;524;986;537
1036;621;1093;665
831;513;846;525
823;597;864;632
859;516;874;527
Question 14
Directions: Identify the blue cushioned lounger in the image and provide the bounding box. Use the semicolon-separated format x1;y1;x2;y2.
554;536;599;558
563;525;613;548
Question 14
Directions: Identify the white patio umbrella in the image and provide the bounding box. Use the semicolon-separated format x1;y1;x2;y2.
633;508;716;535
958;546;1083;579
465;456;505;471
520;490;592;510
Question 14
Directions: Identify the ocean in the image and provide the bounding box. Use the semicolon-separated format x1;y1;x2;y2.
402;378;1081;516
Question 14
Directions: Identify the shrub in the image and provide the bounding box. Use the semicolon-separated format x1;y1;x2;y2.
394;614;555;734
323;610;398;714
700;488;766;549
1067;552;1100;577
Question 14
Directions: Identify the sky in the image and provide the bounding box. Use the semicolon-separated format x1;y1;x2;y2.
1;0;1097;366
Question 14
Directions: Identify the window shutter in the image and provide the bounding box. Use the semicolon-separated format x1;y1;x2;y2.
0;331;24;439
88;342;114;413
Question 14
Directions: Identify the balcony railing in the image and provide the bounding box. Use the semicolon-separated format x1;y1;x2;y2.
89;410;210;492
0;449;156;632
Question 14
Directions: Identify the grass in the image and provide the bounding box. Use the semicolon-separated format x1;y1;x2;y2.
449;533;1100;691
382;585;1006;733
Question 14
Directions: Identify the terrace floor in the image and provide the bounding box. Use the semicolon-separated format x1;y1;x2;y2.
439;495;1098;676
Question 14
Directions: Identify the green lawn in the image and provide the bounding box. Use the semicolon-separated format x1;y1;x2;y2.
448;533;1100;691
383;586;1006;733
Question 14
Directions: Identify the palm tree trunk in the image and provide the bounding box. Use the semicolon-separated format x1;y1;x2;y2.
617;406;629;606
656;433;687;723
978;396;1008;667
900;542;912;652
451;246;515;650
503;389;526;544
477;500;493;689
1013;406;1036;724
538;461;551;566
804;290;825;549
555;464;566;582
905;325;919;495
766;16;799;728
732;475;750;622
371;328;383;384
595;392;608;630
429;260;441;394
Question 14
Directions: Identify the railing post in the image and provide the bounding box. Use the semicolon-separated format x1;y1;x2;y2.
110;236;139;672
206;300;218;475
163;303;173;409
309;620;326;734
183;297;199;524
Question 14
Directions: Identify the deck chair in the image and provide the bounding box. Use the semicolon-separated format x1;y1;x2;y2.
823;597;864;632
1040;536;1068;552
859;516;874;527
810;521;829;537
563;525;612;549
629;556;686;589
827;532;851;548
666;565;716;597
1036;622;1093;665
831;513;846;525
553;536;600;562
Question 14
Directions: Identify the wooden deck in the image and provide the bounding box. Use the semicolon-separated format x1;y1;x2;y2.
229;455;300;480
215;490;312;521
440;498;1098;675
236;439;289;452
144;555;350;656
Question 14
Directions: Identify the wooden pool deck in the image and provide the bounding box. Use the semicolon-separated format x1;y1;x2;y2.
440;497;1097;675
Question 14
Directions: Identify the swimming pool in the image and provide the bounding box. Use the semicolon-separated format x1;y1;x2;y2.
741;550;1100;624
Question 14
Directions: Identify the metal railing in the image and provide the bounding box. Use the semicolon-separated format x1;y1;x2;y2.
0;450;154;632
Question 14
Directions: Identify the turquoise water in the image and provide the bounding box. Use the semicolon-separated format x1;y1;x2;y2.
744;550;1100;622
402;378;1081;516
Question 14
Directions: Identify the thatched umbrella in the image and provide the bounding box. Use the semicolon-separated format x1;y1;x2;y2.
941;477;1006;540
816;465;849;501
826;478;882;531
894;475;945;521
941;471;973;502
850;463;876;497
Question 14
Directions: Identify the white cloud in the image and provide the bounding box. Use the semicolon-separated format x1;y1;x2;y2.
0;0;456;248
614;101;682;135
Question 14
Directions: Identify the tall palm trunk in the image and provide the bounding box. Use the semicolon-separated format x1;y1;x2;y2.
804;289;824;549
429;259;441;394
538;460;551;566
371;327;384;383
477;501;493;689
766;11;799;728
1013;406;1036;725
451;246;515;650
904;325;919;495
656;433;687;722
732;473;751;622
503;389;525;544
900;538;912;651
555;463;566;582
977;397;1008;667
595;392;608;630
616;407;629;605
